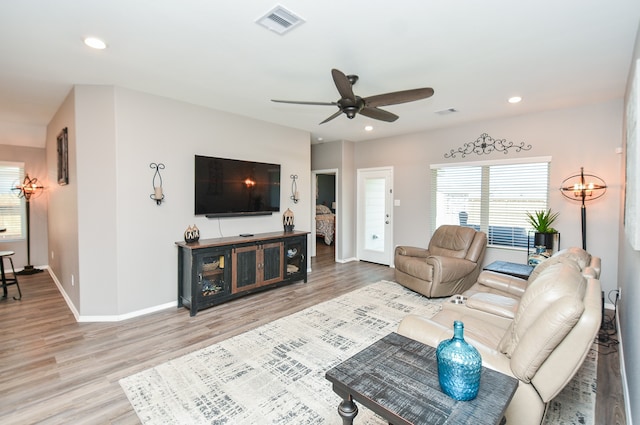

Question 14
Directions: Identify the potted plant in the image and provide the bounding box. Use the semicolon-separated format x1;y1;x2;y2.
526;209;560;253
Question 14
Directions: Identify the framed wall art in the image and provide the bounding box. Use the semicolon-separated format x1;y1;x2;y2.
57;127;69;185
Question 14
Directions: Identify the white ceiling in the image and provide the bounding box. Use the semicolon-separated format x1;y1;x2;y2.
1;1;639;147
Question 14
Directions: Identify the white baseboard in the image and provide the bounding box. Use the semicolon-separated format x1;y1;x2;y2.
47;267;177;323
337;257;358;263
617;310;633;425
47;267;81;321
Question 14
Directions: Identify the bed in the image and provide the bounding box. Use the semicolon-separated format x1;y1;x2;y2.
315;204;335;245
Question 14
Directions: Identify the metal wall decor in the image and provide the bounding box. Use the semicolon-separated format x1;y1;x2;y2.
444;133;532;158
290;174;299;203
150;162;165;205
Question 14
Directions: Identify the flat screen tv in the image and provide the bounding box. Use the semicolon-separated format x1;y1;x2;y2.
194;155;281;217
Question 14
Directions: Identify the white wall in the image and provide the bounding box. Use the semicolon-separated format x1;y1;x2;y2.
47;85;311;318
46;89;79;308
617;20;640;425
351;99;623;297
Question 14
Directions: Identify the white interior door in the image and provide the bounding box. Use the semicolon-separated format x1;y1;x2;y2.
357;167;393;265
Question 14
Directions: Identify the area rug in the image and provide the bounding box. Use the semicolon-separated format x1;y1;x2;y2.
120;280;596;424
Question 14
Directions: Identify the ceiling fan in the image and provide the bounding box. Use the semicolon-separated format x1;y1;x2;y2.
271;69;434;124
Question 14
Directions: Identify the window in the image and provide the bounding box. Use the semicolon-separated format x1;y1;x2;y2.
431;157;551;249
0;162;25;240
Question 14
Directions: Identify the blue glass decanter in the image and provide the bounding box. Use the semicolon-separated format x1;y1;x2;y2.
436;320;482;401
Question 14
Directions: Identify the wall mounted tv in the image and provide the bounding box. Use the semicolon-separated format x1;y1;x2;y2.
194;155;281;217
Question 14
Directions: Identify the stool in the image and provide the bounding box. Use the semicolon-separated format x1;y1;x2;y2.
0;251;22;300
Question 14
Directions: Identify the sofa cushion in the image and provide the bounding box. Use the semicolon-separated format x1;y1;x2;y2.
428;225;478;259
499;263;586;357
528;254;582;282
509;296;584;382
552;247;592;269
466;292;519;319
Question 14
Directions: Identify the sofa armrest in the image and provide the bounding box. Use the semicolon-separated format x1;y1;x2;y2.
397;314;452;348
427;256;477;283
477;271;528;297
398;314;512;375
395;245;429;258
588;256;601;279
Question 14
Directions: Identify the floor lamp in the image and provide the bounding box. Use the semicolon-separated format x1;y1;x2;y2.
559;167;607;251
13;174;44;275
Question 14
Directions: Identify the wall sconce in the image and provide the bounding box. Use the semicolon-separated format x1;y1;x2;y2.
290;174;299;203
150;163;165;205
559;167;607;250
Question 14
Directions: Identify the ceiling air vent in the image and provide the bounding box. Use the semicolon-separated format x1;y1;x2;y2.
256;5;305;35
435;107;459;115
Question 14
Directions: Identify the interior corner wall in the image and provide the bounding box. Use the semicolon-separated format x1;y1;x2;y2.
47;85;311;318
75;85;119;316
46;88;80;311
311;140;357;260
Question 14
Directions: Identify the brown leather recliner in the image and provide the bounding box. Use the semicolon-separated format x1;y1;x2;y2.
394;225;487;298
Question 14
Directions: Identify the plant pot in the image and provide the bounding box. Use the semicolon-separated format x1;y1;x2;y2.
533;232;559;254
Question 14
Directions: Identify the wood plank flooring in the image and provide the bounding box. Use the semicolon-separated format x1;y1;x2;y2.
0;242;626;424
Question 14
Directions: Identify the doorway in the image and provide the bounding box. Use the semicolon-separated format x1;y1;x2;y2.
356;167;393;265
311;169;338;262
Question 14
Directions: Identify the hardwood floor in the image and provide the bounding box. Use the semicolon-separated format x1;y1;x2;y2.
0;243;626;424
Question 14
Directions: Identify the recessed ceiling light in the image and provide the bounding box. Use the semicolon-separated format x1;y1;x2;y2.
364;125;373;132
508;96;522;104
317;137;323;142
84;37;107;50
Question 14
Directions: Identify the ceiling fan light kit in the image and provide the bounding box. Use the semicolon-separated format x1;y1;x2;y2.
272;68;434;124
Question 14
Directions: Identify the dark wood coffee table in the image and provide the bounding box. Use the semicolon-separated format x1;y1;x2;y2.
325;332;518;425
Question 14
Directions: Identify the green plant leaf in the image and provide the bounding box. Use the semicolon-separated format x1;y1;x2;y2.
526;209;559;233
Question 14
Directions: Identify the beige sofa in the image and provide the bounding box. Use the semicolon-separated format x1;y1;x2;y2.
394;225;487;298
457;247;601;321
397;261;602;425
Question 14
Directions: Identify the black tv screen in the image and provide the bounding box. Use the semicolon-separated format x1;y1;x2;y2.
194;155;281;217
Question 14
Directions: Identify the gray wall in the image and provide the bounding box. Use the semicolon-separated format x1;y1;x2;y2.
46;85;311;319
0;144;48;270
316;174;335;208
312;140;357;261
618;21;640;425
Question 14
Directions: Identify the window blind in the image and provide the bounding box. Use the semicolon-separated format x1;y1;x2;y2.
0;162;25;240
431;158;550;248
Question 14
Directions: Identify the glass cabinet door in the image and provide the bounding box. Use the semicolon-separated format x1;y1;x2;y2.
285;237;306;281
196;251;229;303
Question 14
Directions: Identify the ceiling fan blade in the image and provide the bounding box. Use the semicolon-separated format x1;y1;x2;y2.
331;69;356;102
319;110;344;124
359;107;399;122
364;87;434;108
271;99;337;106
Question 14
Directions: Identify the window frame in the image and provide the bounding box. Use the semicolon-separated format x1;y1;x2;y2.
430;156;552;250
0;161;26;241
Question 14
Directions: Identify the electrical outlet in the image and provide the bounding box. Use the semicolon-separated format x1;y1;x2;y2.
51;250;54;259
71;274;75;287
618;287;622;299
